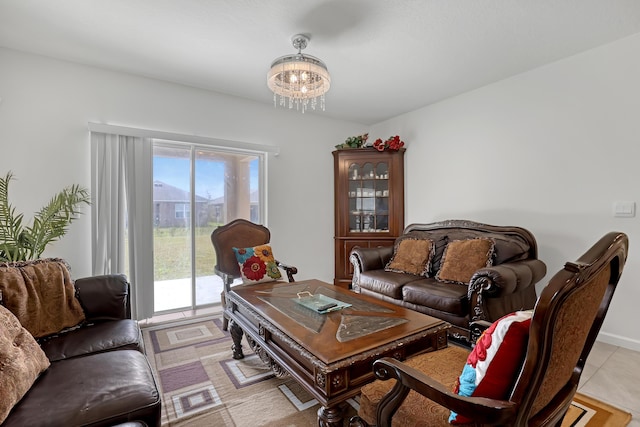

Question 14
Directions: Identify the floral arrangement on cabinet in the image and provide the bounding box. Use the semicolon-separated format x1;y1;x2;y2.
335;133;369;149
372;135;405;151
335;133;405;151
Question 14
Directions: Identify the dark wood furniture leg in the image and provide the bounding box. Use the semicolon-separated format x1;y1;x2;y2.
318;403;346;427
229;320;245;359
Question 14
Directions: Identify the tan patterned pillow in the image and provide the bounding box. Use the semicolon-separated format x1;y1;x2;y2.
436;238;494;284
0;304;50;423
385;238;434;276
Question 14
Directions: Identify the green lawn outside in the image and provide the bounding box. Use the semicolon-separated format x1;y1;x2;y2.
153;226;220;281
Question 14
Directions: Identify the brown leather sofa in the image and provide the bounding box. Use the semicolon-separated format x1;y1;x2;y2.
349;220;547;345
0;270;161;427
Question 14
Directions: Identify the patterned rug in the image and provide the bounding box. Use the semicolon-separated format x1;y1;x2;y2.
142;315;358;426
142;316;631;426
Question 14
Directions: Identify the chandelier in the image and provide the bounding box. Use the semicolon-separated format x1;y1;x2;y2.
267;34;331;113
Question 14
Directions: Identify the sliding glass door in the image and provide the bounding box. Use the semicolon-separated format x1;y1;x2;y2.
152;141;263;313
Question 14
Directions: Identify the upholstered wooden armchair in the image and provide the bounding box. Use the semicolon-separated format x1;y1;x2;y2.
351;232;628;427
210;219;297;331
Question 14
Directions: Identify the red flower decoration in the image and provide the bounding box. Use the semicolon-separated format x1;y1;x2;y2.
242;255;267;281
372;135;405;151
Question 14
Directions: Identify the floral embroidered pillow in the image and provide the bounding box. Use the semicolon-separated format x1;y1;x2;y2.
233;244;282;284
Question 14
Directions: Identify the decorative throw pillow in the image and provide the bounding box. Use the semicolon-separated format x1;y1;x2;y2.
0;258;86;338
449;310;532;424
436;238;494;284
0;304;51;423
385;238;434;276
233;244;282;284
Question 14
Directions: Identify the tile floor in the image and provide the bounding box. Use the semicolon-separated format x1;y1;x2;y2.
142;309;639;425
580;340;640;425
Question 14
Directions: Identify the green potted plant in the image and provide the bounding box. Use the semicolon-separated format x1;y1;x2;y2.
0;171;90;262
335;133;369;149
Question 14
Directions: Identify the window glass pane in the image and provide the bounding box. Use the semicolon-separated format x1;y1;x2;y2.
194;150;261;306
153;145;192;311
152;142;263;313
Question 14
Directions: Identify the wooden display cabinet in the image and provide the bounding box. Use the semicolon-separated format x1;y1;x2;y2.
333;148;405;288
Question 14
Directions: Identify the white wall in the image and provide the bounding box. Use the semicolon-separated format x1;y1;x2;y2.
0;47;364;284
370;33;640;351
3;31;640;351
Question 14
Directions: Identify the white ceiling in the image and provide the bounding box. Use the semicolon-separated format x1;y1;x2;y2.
2;0;640;125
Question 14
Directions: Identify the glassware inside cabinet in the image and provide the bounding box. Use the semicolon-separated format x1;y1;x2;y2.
348;180;359;199
375;162;389;180
375;214;389;231
349;196;360;232
375;179;389;198
348;163;360;180
350;214;361;232
362;162;375;179
347;160;392;233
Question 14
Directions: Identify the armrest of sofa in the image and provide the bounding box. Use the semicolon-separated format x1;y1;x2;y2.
350;246;394;272
349;246;395;292
75;274;131;321
467;259;547;322
470;259;547;296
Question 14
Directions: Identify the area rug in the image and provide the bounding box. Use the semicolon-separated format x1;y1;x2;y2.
562;394;632;427
142;316;632;426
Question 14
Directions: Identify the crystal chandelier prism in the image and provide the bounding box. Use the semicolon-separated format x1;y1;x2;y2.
267;34;331;113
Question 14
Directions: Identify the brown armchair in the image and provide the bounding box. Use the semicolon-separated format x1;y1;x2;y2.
210;219;297;334
351;231;628;427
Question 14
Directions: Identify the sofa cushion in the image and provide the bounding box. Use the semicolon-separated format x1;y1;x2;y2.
233;244;282;284
39;319;143;362
0;258;86;338
450;310;532;424
436;239;494;285
74;274;131;321
403;230;449;274
357;270;424;299
402;279;469;316
0;305;51;424
1;349;161;427
445;230;530;265
385;238;434;276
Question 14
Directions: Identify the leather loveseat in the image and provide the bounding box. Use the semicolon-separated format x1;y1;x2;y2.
0;259;160;427
349;220;547;345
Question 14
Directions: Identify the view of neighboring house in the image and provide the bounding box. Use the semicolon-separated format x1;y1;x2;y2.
153;181;210;228
209;190;260;224
152;181;259;227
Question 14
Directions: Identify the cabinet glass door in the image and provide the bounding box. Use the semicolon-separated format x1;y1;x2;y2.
347;161;390;233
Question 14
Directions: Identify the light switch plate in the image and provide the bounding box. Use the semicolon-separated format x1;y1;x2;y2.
613;201;635;218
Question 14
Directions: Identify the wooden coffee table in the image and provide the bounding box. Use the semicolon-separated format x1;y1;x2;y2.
224;279;449;426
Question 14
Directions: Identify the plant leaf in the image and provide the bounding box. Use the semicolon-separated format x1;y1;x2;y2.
1;171;90;261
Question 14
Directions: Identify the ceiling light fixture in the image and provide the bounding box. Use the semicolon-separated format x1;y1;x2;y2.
267;34;331;113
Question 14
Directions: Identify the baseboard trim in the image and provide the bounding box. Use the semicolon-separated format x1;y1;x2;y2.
597;331;640;352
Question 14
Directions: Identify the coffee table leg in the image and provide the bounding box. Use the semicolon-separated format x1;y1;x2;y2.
229;319;245;359
318;403;345;427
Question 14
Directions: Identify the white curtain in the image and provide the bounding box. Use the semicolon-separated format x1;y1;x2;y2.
91;132;154;320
